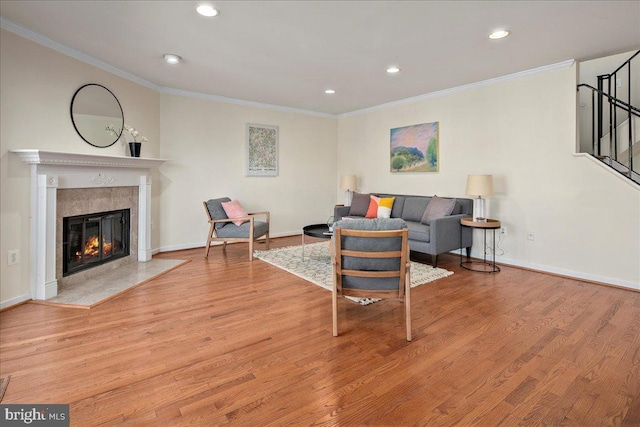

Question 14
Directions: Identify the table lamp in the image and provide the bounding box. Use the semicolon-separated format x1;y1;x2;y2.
466;174;494;222
340;175;357;206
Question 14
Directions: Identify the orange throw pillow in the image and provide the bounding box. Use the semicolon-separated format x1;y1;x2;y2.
365;196;380;218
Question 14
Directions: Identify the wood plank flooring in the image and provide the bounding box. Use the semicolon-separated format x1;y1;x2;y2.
1;236;639;426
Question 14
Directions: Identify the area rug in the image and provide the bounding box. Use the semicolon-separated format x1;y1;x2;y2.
254;241;453;305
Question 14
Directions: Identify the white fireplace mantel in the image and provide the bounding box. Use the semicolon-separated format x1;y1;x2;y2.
11;150;166;300
11;149;166;170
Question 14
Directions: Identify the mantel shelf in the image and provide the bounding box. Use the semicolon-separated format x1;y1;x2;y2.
10;149;166;169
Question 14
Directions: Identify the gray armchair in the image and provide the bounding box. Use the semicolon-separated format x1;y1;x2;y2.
331;218;412;341
203;197;270;261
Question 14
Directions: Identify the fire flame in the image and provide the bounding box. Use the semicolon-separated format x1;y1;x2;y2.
82;235;112;257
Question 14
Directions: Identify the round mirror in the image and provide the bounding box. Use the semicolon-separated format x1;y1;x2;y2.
70;83;124;148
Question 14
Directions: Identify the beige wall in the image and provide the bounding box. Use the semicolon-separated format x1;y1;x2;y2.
2;29;638;308
337;64;640;288
0;30;337;306
0;30;160;306
157;94;337;251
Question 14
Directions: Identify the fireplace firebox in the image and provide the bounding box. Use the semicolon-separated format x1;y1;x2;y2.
63;209;130;276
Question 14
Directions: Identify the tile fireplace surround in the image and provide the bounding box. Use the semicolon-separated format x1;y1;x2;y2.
11;150;166;300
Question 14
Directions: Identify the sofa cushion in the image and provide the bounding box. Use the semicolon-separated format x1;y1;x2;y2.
365;195;395;219
217;220;269;238
406;221;431;243
349;192;370;216
451;200;462;215
421;196;456;224
402;197;431;222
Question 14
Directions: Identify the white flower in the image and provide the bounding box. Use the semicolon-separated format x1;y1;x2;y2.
114;124;149;143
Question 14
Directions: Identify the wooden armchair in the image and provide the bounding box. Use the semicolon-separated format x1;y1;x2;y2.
331;218;412;341
203;198;270;261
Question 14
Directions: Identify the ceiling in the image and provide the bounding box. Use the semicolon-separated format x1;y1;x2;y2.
1;1;639;116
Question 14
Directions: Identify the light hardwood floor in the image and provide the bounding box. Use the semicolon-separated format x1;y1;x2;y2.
1;236;639;426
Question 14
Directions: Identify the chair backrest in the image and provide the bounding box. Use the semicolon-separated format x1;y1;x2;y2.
204;197;231;229
333;218;409;298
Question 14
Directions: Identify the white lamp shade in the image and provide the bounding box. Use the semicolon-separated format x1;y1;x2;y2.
466;175;494;196
340;175;357;191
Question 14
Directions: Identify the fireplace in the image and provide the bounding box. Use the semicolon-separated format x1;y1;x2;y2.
11;149;165;300
63;209;130;276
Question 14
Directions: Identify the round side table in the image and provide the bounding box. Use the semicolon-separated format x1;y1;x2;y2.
460;218;501;273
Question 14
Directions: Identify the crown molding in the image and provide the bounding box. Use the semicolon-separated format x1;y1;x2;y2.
338;59;576;118
1;16;335;119
0;17;162;92
160;87;336;119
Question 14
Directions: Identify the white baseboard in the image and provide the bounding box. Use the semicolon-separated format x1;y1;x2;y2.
1;293;31;310
456;249;639;291
156;231;301;253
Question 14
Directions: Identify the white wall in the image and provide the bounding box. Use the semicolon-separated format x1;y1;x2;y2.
157;94;337;251
337;63;640;288
0;30;161;307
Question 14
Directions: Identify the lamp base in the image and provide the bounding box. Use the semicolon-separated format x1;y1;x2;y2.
472;197;486;222
345;190;353;206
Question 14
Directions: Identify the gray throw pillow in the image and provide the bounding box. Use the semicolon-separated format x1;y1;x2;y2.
421;195;456;224
349;192;370;217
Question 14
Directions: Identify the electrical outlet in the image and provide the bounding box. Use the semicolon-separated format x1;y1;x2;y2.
500;226;507;236
150;220;154;230
527;231;535;241
616;78;622;88
8;249;20;265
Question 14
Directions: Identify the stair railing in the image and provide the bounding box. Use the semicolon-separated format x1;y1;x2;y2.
577;50;639;183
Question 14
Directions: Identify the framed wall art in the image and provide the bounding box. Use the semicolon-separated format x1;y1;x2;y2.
246;123;278;176
390;121;439;172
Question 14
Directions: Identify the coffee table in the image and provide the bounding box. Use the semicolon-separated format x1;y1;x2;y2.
302;223;333;260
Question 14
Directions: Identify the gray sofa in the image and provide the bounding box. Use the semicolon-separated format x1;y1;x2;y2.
333;193;473;266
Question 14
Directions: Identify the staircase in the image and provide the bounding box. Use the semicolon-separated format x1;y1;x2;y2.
577;50;640;186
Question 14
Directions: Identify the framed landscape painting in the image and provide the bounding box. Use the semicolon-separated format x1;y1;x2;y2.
246;123;278;176
390;121;439;172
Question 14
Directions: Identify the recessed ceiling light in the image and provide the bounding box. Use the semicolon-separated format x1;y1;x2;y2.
163;54;182;65
325;89;336;94
489;30;510;40
386;66;401;74
197;4;219;17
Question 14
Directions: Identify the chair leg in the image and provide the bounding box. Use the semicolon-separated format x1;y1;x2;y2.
332;287;339;337
204;224;214;258
249;238;254;261
405;272;412;342
466;246;471;259
431;254;438;267
265;232;270;250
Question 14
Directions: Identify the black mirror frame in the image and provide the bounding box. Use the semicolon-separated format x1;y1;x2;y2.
70;83;124;148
